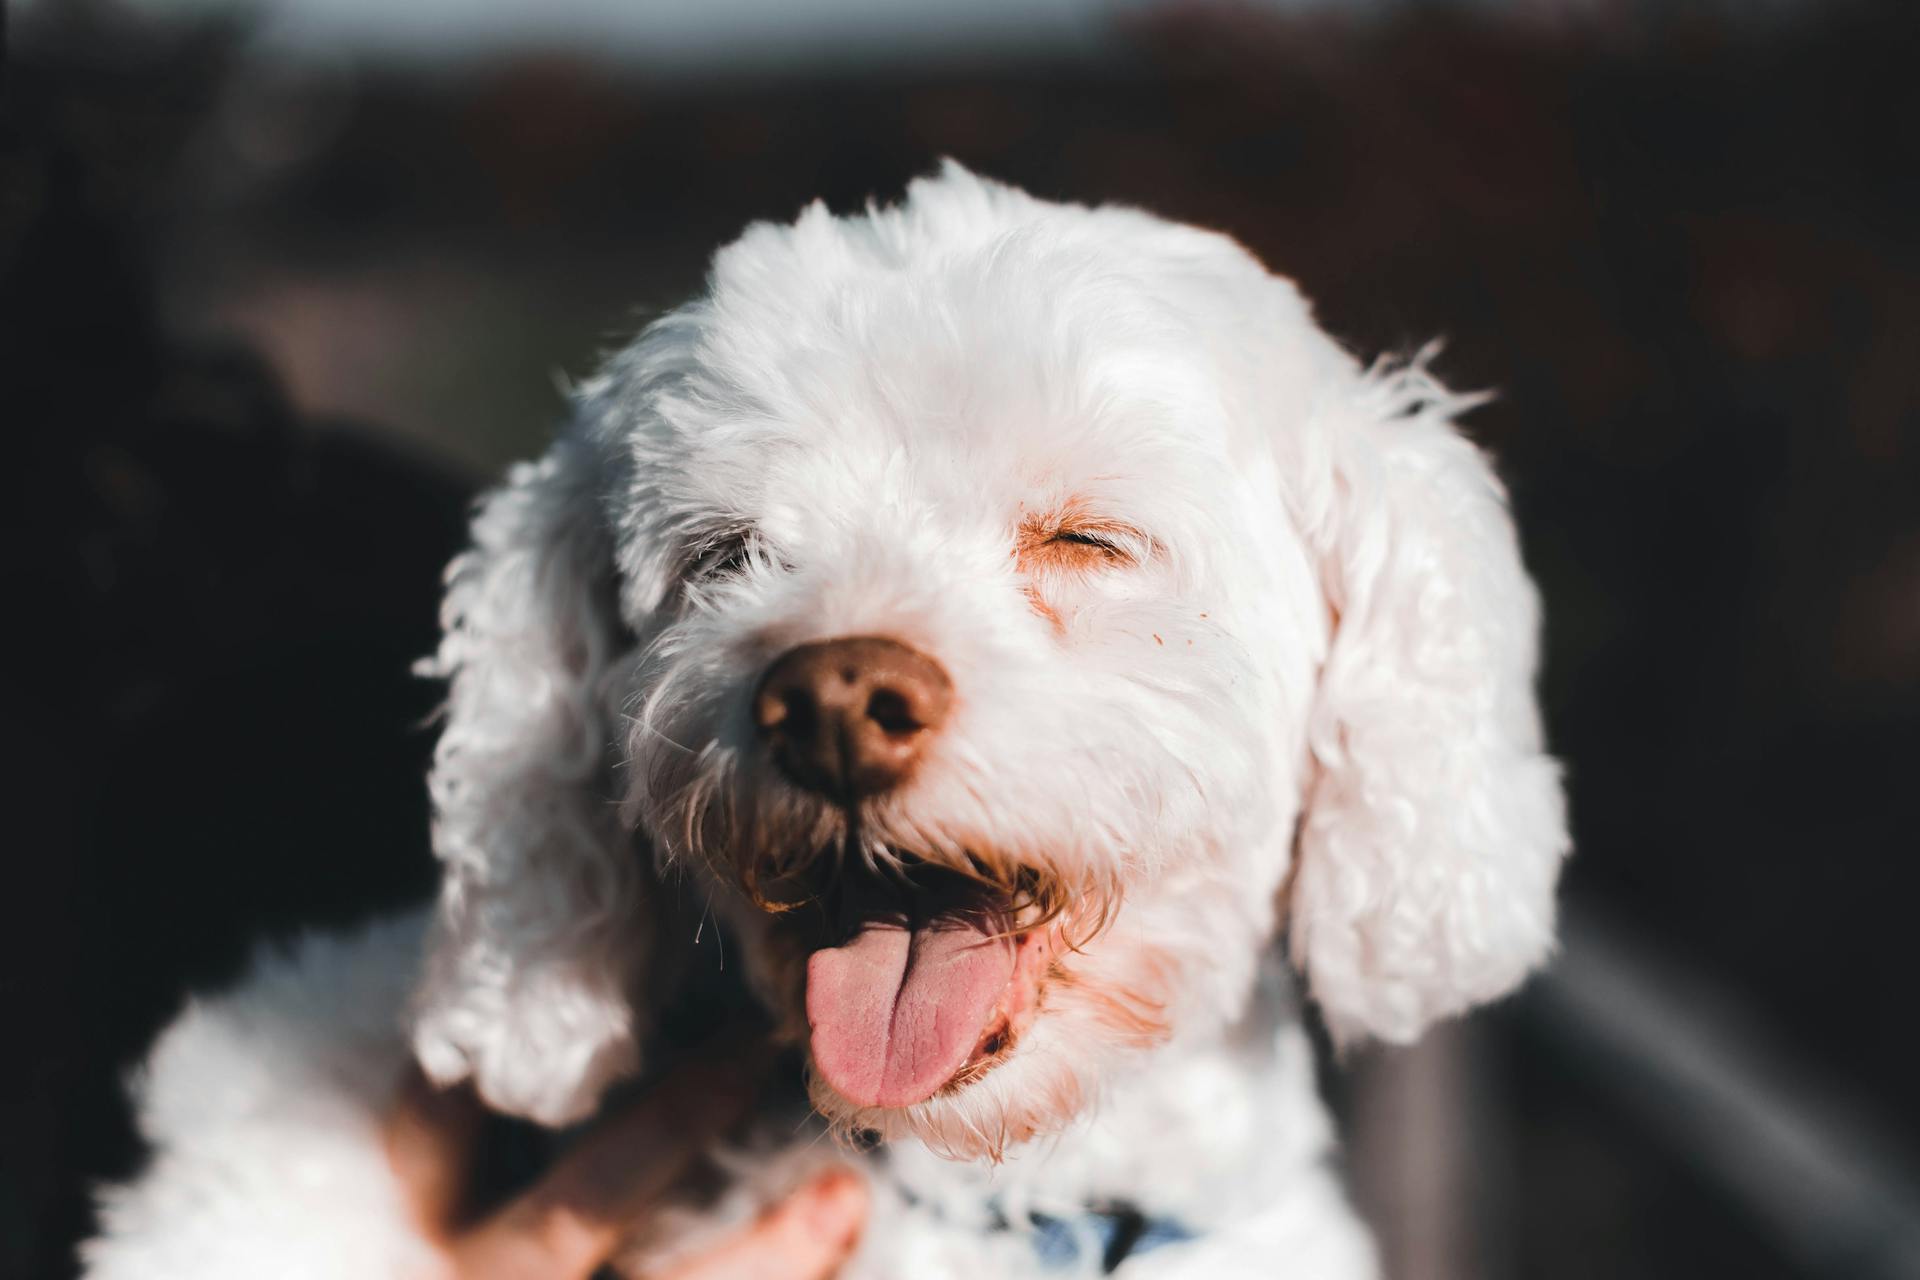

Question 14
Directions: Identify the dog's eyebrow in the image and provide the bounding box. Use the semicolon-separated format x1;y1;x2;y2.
1018;502;1152;543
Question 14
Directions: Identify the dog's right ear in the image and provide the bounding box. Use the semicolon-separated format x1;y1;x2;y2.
410;431;651;1127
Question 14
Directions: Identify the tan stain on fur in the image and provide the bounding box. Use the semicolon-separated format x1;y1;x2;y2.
1047;950;1176;1049
1012;502;1147;626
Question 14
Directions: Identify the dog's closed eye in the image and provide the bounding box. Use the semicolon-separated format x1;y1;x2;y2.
685;530;756;585
1017;514;1149;577
1052;530;1126;555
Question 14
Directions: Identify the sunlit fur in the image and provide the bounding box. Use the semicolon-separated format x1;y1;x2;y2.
84;165;1567;1279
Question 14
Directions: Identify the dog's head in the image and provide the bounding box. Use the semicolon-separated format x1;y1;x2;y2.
412;165;1569;1155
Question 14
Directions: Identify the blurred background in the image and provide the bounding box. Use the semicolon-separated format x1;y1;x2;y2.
6;0;1918;1276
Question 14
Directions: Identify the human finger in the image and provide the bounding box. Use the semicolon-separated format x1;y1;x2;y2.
450;1040;773;1278
384;1066;489;1241
651;1167;869;1280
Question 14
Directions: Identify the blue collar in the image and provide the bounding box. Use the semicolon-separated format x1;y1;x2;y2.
884;1167;1197;1273
1023;1203;1197;1273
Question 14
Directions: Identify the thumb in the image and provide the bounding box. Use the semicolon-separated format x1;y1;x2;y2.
653;1168;869;1280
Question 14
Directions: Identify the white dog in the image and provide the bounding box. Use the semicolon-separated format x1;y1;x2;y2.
84;163;1568;1279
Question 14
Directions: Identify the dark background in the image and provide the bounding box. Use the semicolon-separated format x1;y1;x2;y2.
6;1;1918;1276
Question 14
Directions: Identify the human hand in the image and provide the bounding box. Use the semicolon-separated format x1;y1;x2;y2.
384;1044;867;1280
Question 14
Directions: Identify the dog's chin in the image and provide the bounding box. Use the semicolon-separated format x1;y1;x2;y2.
806;1026;1091;1163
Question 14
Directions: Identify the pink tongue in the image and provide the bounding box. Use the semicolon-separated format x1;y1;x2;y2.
806;915;1015;1108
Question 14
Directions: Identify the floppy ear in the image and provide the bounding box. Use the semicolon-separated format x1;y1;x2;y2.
410;432;652;1126
1287;352;1569;1047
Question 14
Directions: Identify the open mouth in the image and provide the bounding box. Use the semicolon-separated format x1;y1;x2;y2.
800;860;1057;1109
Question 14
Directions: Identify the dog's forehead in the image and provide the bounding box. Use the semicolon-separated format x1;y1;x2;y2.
671;381;1230;555
666;263;1244;544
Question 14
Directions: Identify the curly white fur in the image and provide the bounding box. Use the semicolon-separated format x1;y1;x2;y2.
84;164;1567;1278
1288;352;1566;1047
410;438;652;1124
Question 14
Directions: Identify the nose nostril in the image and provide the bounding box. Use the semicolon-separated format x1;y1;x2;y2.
865;687;921;736
782;688;819;736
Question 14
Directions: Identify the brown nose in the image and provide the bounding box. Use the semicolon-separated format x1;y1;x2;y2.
754;636;952;799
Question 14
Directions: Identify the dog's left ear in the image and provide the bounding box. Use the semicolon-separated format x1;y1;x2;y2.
1286;353;1569;1047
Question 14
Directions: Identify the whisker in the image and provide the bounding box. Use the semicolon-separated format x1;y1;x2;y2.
621;714;701;756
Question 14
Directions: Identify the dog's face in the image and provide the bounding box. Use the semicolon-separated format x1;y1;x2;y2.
411;166;1569;1146
613;230;1318;1152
